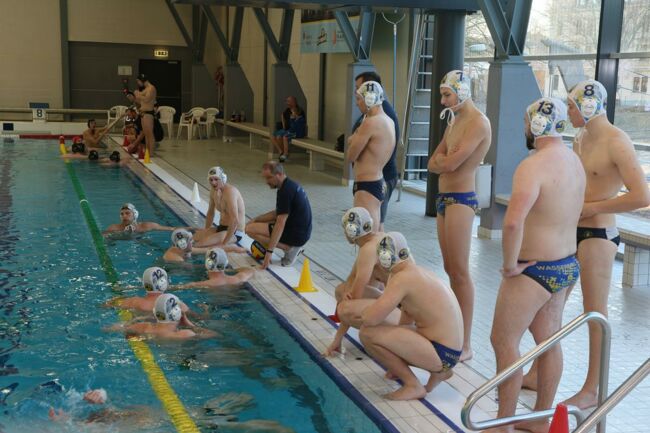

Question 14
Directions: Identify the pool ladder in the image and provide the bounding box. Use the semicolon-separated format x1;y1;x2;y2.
460;311;650;432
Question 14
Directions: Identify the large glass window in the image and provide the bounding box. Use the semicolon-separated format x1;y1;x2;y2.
621;0;650;53
615;59;650;144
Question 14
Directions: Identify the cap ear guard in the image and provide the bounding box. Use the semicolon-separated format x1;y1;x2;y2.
341;207;373;243
143;267;169;293
377;232;411;271
205;247;228;271
171;229;193;250
153;294;182;323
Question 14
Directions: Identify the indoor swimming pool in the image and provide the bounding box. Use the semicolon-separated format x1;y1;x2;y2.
0;139;385;433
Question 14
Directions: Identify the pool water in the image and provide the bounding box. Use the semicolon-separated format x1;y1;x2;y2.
0;140;383;433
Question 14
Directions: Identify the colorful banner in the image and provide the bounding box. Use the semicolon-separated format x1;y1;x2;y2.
301;10;359;54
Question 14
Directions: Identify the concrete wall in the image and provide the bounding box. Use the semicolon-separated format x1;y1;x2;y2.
69;42;193;111
0;0;63;108
68;0;192;46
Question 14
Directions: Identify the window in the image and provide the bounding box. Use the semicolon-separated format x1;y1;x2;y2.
634;76;641;92
642;77;648;93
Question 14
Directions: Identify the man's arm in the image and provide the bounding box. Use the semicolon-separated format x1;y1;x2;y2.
349;244;377;299
221;189;239;244
347;119;373;163
427;133;449;174
141;222;175;232
262;213;288;269
361;281;404;327
432;122;487;173
205;193;216;229
102;224;121;234
502;161;540;273
582;138;650;217
251;210;277;223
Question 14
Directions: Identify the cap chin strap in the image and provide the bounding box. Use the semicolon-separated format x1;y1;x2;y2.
439;98;468;131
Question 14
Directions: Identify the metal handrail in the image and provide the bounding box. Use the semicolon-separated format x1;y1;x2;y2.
574;359;649;433
462;312;611;432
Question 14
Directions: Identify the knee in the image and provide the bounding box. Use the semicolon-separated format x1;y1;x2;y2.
334;283;346;302
447;267;470;285
359;326;373;344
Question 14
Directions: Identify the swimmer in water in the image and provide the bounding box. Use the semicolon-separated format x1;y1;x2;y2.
172;247;255;290
104;267;207;321
163;229;245;263
103;203;176;234
110;293;217;340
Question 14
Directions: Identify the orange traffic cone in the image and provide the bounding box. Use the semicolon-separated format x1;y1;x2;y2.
295;258;317;293
548;404;569;433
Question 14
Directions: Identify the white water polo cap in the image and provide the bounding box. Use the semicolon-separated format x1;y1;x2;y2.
171;228;193;250
440;70;471;103
526;97;567;139
207;166;227;184
120;203;139;222
153;293;182;323
569;80;607;124
377;232;411;271
205;247;228;272
341;207;373;244
356;81;384;109
143;267;169;293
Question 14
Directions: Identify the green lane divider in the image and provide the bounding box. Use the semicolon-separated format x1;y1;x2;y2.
63;161;200;433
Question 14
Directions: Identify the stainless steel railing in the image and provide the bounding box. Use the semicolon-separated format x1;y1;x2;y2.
462;312;611;432
574;359;649;433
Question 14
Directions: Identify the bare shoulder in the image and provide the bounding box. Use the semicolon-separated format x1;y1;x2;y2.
607;126;634;153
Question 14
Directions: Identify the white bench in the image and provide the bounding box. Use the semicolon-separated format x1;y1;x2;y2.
291;137;345;171
495;193;650;288
223;121;269;149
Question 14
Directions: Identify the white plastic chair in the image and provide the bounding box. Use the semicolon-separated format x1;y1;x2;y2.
199;108;219;138
158;106;176;137
176;107;205;140
107;105;128;131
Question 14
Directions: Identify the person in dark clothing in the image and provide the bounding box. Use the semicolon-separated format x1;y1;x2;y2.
271;96;306;162
245;161;312;269
354;72;399;231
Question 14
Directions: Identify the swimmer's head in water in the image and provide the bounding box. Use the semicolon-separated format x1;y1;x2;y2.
153;293;182;323
87;119;96;129
109;151;121;162
341;207;373;244
377;232;411;271
207;166;227;187
171;228;193;251
88;150;99;161
143;267;169;293
120;203;139;224
440;70;471;106
205;247;228;272
526;97;567;146
568;79;607;126
356;81;384;111
71;142;86;154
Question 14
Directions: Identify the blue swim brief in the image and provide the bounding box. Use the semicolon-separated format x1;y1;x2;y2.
519;254;580;294
435;192;479;216
431;340;462;372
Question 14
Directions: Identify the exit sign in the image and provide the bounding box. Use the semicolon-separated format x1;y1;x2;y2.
154;49;169;58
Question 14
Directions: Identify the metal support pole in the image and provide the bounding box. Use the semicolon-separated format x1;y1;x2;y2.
426;11;465;216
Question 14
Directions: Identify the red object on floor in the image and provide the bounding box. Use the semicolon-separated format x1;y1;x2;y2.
328;304;341;323
122;136;130;147
138;147;145;159
548;404;569;433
